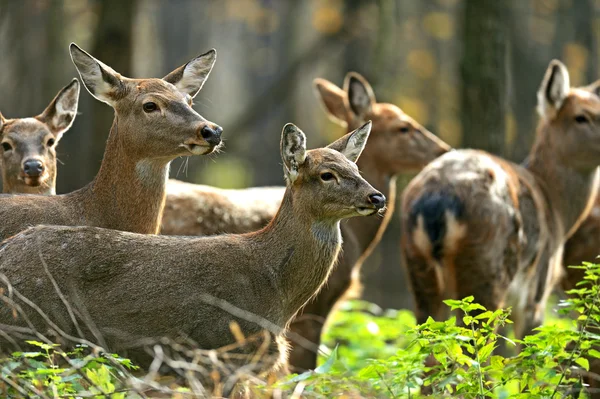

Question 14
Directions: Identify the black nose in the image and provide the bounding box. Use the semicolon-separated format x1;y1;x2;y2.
368;193;386;209
200;125;223;146
23;159;44;177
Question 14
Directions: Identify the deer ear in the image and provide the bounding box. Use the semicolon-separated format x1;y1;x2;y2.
163;49;217;98
313;78;348;126
344;72;375;119
537;59;570;119
280;123;307;184
39;79;80;140
70;43;126;106
0;112;5;131
327;121;371;163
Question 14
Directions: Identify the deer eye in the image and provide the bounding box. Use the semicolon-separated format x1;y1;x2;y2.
143;102;158;113
47;138;56;147
575;115;589;124
1;142;12;152
320;172;334;181
399;126;410;133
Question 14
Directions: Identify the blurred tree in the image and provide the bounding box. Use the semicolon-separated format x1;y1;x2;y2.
83;0;137;186
460;0;508;156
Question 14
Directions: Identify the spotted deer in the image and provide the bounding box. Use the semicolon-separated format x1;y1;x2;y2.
159;72;450;371
401;60;600;343
0;79;80;195
0;43;221;241
0;122;384;391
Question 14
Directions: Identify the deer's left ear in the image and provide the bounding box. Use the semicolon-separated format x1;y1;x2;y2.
280;123;307;184
327;121;371;163
0;112;5;132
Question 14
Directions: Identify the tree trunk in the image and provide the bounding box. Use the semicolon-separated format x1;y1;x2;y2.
460;1;508;155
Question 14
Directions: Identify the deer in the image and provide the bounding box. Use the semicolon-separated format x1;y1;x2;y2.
0;43;222;241
0;122;384;391
0;79;80;195
401;59;600;347
159;72;451;371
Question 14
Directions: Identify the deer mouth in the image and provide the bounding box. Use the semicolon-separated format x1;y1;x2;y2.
180;142;215;155
356;206;378;216
22;175;47;187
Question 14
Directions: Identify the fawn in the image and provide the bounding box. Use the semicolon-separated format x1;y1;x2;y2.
160;72;450;370
0;43;221;240
0;79;79;195
0;122;384;388
401;60;600;342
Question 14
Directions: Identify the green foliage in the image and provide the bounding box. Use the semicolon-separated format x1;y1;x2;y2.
275;263;600;398
1;341;139;398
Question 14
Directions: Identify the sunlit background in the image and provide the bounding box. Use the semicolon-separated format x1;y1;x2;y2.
0;0;598;310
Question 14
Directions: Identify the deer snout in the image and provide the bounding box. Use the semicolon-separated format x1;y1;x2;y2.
199;124;223;146
368;193;386;209
23;159;45;177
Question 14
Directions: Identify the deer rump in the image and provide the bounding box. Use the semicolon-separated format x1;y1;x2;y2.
401;149;557;326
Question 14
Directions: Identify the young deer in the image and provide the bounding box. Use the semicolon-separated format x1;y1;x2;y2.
0;79;80;195
0;122;384;386
160;73;450;371
401;60;600;341
0;43;221;240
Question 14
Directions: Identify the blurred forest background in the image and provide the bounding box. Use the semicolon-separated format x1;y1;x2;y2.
0;0;598;310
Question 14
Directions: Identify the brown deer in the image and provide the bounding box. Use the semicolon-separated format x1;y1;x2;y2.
401;60;600;343
160;72;450;371
0;122;384;389
0;79;80;195
0;43;222;240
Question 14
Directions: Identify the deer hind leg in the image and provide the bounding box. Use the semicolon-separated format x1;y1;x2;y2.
402;252;447;324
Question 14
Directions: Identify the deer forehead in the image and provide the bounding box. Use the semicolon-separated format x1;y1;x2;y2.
305;149;359;173
372;103;404;121
133;79;187;101
2;118;50;139
561;89;600;116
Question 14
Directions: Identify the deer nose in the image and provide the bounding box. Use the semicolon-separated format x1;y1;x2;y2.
200;125;222;146
368;193;386;209
23;159;44;177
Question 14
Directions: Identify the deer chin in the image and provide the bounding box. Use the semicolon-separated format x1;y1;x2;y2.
180;143;215;156
356;206;378;216
22;175;48;187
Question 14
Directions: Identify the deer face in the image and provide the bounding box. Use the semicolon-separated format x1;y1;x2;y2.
537;60;600;173
281;122;385;221
69;44;222;160
0;79;79;194
314;72;450;176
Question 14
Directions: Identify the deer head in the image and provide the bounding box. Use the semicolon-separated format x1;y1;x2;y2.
70;43;222;160
281;121;385;221
0;79;80;194
314;72;450;175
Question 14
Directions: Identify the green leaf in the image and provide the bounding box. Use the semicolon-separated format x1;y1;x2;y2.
575;357;590;371
314;345;338;374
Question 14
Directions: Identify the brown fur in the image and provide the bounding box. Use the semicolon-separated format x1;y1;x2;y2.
0;123;383;390
0;43;221;240
401;61;600;345
0;79;80;195
160;73;450;371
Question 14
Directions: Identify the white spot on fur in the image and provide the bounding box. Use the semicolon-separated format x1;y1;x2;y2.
444;211;467;254
412;215;432;256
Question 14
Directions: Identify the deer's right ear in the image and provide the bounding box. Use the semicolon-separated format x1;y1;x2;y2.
0;112;5;131
163;49;217;98
280;123;307;184
344;72;375;119
313;78;348;126
39;79;80;140
537;59;570;119
70;43;126;106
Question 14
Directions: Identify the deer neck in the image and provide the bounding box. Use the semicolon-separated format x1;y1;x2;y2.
344;157;396;259
527;129;600;240
261;189;343;317
82;116;170;234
